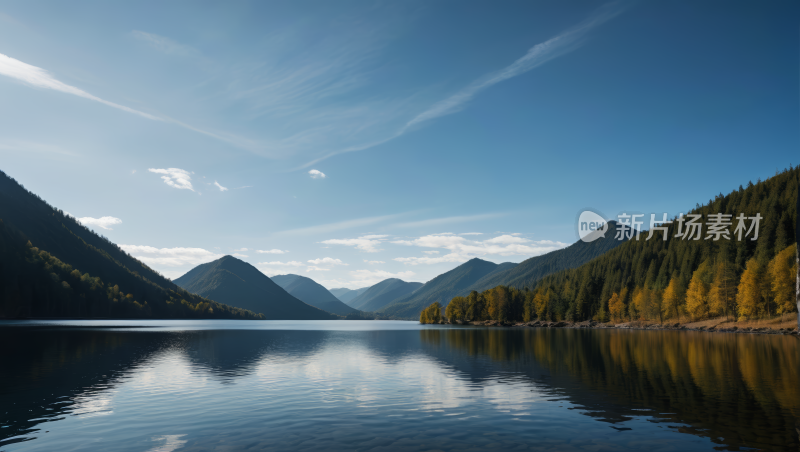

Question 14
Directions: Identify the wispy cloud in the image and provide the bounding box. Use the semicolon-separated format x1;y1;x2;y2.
308;169;326;179
256;260;304;276
214;181;228;191
402;4;623;131
308;257;347;266
0;53;255;150
131;31;200;57
78;216;122;230
232;253;248;258
321;234;387;253
296;2;623;168
257;249;288;254
364;260;385;264
148;168;194;191
120;245;223;267
233;248;248;252
0;53;162;121
392;233;568;265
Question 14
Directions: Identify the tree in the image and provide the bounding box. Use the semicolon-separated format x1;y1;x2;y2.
445;296;469;321
608;292;625;322
767;244;797;317
686;263;710;321
420;302;442;324
708;260;737;320
737;258;765;320
662;278;681;320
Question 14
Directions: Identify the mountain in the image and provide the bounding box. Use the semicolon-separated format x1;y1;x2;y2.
379;258;502;319
0;170;262;320
174;257;334;320
330;287;368;304
379;227;627;320
458;167;799;324
348;279;423;312
462;223;624;294
271;274;359;316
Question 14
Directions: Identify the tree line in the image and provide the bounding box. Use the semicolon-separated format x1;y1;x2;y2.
423;166;798;324
0;219;264;319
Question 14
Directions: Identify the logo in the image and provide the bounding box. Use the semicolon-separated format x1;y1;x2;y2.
577;210;609;243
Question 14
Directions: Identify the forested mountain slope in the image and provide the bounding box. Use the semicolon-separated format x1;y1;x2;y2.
379;258;502;319
463;223;624;294
0;170;174;291
443;167;799;324
174;257;334;320
0;172;262;319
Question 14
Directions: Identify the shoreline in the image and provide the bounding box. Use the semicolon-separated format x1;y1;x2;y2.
444;319;800;336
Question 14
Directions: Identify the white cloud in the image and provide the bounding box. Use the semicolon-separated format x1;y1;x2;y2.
232;253;248;258
120;245;223;267
258;260;303;266
256;260;304;277
364;260;385;265
460;232;483;236
148;168;194;191
257;249;288;254
234;248;248;252
214;181;228;192
131;31;200;57
78;216;122;230
392;234;568;265
307;257;347;266
305;266;330;272
422;250;439;255
308;169;326;179
348;269;417;287
321;234;387;252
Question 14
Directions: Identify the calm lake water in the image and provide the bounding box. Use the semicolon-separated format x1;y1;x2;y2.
1;320;798;451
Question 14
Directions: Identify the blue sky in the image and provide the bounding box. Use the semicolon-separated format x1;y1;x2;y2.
0;1;797;288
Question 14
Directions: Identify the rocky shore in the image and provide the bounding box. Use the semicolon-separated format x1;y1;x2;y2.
442;319;800;336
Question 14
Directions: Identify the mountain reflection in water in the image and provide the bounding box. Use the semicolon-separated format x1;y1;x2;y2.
0;321;797;451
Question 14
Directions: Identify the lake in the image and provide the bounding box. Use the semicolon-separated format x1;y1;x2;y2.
1;320;798;451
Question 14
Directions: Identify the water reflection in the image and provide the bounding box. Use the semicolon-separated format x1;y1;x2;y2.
1;323;797;451
420;328;800;451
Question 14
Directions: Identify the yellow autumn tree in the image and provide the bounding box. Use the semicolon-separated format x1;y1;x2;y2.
420;302;442;324
630;287;643;320
768;244;798;316
608;292;625;322
534;290;549;320
661;277;681;320
446;296;469;321
685;262;710;320
737;258;765;320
